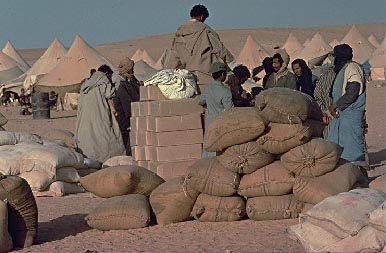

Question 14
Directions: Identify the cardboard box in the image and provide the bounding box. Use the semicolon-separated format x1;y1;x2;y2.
147;113;203;132
130;116;148;131
156;159;198;180
146;129;203;146
148;98;203;116
140;86;167;101
130;130;147;146
145;144;202;162
131;146;147;161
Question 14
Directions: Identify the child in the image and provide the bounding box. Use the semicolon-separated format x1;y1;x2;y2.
19;88;31;115
196;62;234;157
49;91;58;109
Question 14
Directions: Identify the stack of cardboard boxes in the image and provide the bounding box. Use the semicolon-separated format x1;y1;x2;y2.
130;86;204;180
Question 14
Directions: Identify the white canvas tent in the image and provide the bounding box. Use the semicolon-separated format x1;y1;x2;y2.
2;41;30;72
23;38;67;91
235;35;269;71
282;33;304;62
131;49;144;62
329;39;340;48
341;25;375;63
368;38;385;80
368;34;380;48
153;50;166;70
35;35;116;95
134;60;157;82
296;33;332;63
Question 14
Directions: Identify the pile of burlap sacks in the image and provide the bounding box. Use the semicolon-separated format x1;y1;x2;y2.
287;188;386;252
79;88;368;231
0;130;97;197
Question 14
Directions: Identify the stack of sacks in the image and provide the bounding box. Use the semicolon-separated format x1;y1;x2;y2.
38;128;76;148
287;189;386;252
0;175;38;249
369;174;386;194
131;97;204;180
0;131;87;196
0;200;13;252
80;165;164;230
281;138;367;205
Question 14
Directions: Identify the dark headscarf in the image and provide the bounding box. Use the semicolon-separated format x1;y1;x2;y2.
262;57;274;88
292;58;315;98
333;44;353;73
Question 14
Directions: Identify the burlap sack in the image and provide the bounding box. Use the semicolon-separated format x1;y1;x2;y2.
307;119;326;138
86;194;150;230
303;188;386;238
0;141;85;176
0;175;38;248
0;131;42;146
369;174;386;193
18;171;53;192
0;200;13;253
217;141;275;174
287;221;341;253
256;122;313;154
238;161;294;197
323;226;386;253
247;194;303;221
149;177;199;225
254;87;323;124
48;181;85;197
368;200;386;232
77;168;98;177
56;167;81;183
205;107;266;152
102;156;135;168
39;129;75;148
0;112;7;126
79;165;164;198
281;138;342;177
191;194;246;222
293;160;367;204
185;157;240;197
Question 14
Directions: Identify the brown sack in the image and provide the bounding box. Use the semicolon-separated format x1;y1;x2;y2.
256;122;313;154
287;221;341;253
0;175;38;248
217;141;275;174
80;165;164;198
0;200;13;253
246;194;303;220
185;157;240;197
149;177;199;225
56;167;81;183
102;156;135;168
254;88;323;124
39;129;75;148
18;171;53;192
323;226;386;253
303;188;386;239
368;200;386;232
293;160;367;204
238;161;294;197
205;107;266;152
192;193;246;222
86;194;150;230
369;174;386;193
0;112;7;126
281;138;342;177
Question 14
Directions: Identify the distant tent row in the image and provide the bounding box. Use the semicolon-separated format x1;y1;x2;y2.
234;25;384;81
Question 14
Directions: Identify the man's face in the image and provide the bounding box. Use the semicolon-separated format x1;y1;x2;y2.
239;77;248;85
292;63;302;77
272;58;282;72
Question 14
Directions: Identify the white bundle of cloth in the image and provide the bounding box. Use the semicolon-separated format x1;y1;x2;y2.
144;69;198;99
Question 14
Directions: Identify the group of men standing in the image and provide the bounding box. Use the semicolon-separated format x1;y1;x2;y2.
75;4;368;168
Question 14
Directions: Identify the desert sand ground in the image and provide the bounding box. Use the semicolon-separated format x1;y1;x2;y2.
0;81;384;253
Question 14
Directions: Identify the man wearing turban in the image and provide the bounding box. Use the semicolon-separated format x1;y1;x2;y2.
112;57;141;155
327;44;367;163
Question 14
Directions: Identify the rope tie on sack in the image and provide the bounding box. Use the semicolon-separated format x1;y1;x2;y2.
237;155;247;173
302;155;315;167
231;174;238;189
182;174;192;199
287;114;293;125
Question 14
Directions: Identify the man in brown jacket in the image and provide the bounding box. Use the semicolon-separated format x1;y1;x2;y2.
163;4;234;84
112;57;141;155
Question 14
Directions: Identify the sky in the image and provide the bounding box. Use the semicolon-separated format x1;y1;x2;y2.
0;0;385;49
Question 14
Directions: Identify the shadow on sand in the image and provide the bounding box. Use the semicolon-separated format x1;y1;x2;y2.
36;214;91;244
368;148;386;167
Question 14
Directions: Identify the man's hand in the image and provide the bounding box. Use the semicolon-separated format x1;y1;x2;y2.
329;104;339;118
